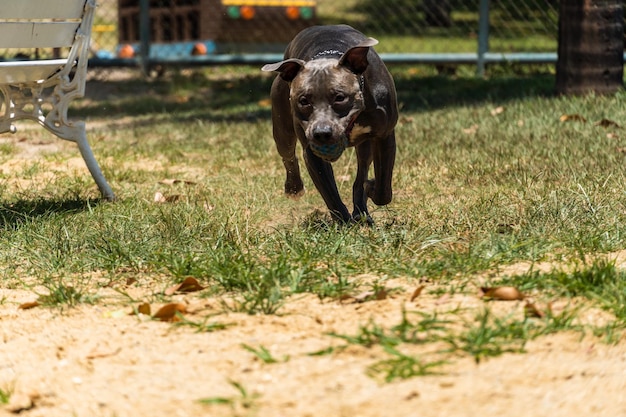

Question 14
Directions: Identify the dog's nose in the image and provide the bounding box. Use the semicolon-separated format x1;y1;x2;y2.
313;125;333;142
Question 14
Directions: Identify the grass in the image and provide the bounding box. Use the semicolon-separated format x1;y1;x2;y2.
1;64;625;381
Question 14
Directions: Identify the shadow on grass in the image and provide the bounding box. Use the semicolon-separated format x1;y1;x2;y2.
0;198;100;230
74;69;556;125
394;72;555;112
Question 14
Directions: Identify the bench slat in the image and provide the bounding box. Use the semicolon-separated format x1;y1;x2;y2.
0;0;84;20
0;59;68;83
0;23;79;49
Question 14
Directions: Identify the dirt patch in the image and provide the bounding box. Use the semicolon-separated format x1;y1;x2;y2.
0;266;624;417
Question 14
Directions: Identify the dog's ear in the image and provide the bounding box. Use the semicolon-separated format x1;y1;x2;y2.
262;58;306;82
339;37;378;74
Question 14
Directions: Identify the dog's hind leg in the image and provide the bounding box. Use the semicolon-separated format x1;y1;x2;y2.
352;141;374;224
366;131;396;206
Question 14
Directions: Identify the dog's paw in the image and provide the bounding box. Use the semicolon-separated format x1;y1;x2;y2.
285;187;305;200
365;179;392;206
352;211;374;226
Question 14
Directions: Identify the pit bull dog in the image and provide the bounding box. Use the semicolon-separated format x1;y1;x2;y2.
262;24;398;224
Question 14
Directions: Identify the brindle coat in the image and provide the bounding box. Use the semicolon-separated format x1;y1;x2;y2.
262;25;398;224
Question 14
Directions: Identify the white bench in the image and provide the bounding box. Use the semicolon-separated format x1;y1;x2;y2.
0;0;114;200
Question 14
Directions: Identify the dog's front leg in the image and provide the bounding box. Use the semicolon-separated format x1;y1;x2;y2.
352;141;374;224
366;131;396;206
303;147;351;222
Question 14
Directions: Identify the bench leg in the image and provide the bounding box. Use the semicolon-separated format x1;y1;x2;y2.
75;128;115;201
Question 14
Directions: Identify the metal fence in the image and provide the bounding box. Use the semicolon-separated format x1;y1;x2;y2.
0;0;597;78
85;0;568;75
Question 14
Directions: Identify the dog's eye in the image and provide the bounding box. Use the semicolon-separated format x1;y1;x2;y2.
298;96;310;106
334;94;347;103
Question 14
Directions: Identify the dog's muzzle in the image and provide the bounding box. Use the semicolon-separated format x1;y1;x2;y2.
309;135;348;162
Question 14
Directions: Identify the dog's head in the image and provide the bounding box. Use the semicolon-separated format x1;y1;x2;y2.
262;38;378;162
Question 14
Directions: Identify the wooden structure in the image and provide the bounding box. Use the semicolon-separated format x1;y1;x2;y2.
118;0;317;49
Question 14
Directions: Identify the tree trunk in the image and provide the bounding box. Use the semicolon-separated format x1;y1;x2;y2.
556;0;624;95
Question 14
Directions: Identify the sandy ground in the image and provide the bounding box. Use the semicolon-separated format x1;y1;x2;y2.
0;268;625;417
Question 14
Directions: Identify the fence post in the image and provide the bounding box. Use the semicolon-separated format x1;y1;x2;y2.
139;0;151;75
477;0;490;77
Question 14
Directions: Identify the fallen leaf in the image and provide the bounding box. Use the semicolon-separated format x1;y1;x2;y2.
154;192;167;203
126;277;138;286
409;285;425;302
86;347;122;360
346;288;389;303
607;133;619;140
153;303;186;322
462;124;479;134
595;118;620;128
137;302;151;316
490;106;505;116
153;192;182;203
559;114;587;123
481;286;524;301
351;290;375;303
159;178;197;185
18;301;40;310
164;277;205;295
524;300;545;318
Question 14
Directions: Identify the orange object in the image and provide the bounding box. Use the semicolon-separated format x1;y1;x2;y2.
118;44;134;58
191;42;207;55
240;5;255;20
286;6;300;20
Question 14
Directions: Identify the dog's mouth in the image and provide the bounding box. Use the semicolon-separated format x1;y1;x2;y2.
308;114;360;162
309;135;348;162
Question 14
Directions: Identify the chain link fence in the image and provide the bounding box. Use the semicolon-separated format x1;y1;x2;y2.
5;1;621;74
86;0;566;71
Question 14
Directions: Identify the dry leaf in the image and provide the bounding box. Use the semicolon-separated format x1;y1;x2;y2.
86;347;122;360
409;285;425;302
559;114;587;123
153;303;186;322
137;302;151;316
164;277;204;296
352;290;375;303
524;301;545;318
462;124;479;134
595;118;620;128
126;277;138;286
481;286;524;301
18;301;40;310
154;192;167;203
347;288;389;303
490;106;505;116
153;192;182;203
607;133;618;140
159;178;197;186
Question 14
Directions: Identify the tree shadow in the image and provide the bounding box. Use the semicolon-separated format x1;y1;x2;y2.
0;198;101;230
73;68;556;130
393;71;555;112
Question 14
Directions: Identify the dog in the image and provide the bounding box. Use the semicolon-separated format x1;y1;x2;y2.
262;24;398;224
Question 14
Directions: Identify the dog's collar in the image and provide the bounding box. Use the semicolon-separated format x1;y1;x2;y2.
312;49;344;59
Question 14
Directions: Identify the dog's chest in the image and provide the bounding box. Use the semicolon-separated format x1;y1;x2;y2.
349;123;372;144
